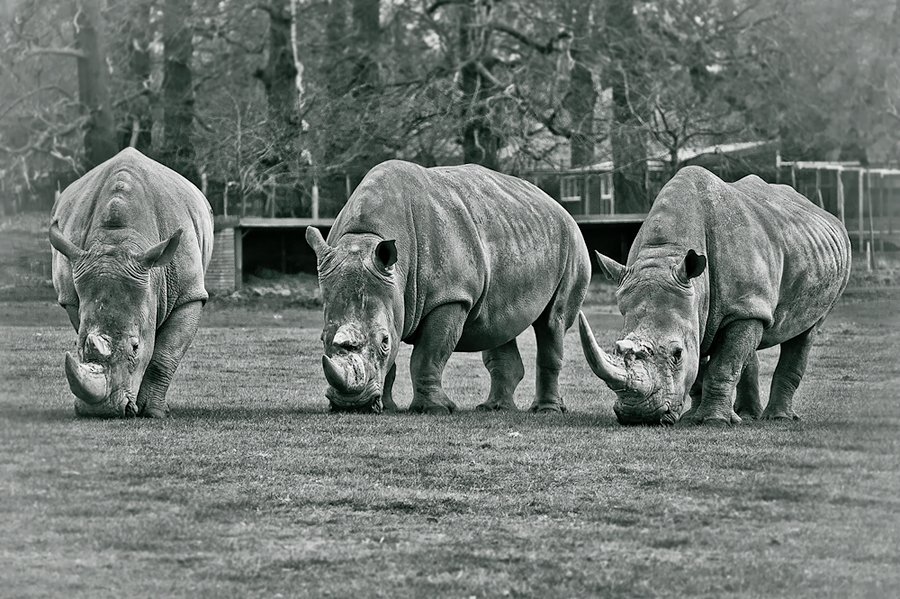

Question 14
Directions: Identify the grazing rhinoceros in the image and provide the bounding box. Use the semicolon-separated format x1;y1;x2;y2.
579;166;851;426
306;159;591;414
49;148;213;418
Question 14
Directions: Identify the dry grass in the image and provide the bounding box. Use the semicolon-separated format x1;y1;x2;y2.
1;296;899;598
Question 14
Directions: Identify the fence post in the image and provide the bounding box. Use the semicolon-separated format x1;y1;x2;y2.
311;176;319;220
814;169;822;207
867;170;876;263
858;169;864;253
223;182;229;217
269;176;276;218
836;168;845;233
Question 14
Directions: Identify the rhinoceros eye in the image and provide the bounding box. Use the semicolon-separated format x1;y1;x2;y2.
672;347;683;364
380;333;390;353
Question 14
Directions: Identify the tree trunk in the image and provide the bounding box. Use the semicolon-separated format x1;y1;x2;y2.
348;0;386;174
162;0;196;183
606;0;648;212
122;0;153;153
563;3;597;168
74;0;116;170
459;1;500;170
256;0;298;126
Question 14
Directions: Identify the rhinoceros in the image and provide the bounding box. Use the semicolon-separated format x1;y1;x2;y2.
306;159;591;414
579;166;851;425
49;148;213;418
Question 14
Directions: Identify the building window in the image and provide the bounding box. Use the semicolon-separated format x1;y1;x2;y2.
560;175;583;204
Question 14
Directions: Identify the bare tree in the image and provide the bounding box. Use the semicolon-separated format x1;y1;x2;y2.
161;0;196;182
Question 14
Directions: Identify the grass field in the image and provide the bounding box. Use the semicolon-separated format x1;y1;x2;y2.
2;212;899;597
2;293;899;599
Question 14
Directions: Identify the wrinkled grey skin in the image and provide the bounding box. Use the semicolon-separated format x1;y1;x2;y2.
307;159;591;414
50;148;213;418
580;166;851;426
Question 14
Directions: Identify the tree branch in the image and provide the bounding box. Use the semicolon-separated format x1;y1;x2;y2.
22;47;86;59
489;23;570;54
426;0;467;15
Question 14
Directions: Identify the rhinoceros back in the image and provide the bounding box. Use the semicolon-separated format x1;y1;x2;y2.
634;166;851;352
329;160;590;344
51;148;214;321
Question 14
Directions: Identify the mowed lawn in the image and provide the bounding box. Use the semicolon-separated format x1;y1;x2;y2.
1;295;899;598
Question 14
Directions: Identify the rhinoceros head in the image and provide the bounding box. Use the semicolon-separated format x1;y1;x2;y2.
306;226;401;412
580;249;707;425
50;219;181;417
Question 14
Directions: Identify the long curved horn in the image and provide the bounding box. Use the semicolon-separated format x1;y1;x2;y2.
578;311;629;390
65;352;109;404
322;354;366;394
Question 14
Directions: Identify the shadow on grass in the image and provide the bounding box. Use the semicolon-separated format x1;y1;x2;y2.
0;405;76;423
172;405;330;421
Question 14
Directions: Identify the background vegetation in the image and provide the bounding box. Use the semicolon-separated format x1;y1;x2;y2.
1;0;898;216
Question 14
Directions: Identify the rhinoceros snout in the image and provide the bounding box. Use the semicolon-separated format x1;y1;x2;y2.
613;402;674;426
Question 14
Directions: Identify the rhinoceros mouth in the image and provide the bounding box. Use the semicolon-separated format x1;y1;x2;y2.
613;391;675;426
73;389;139;418
326;386;383;413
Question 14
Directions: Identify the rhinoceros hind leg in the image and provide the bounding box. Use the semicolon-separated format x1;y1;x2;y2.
734;351;763;419
528;312;568;413
762;323;818;421
692;319;763;425
408;303;466;415
476;339;524;411
136;300;203;418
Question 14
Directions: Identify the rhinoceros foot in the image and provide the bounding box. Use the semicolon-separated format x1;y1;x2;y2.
409;392;456;415
760;411;800;422
686;410;742;426
735;406;763;420
139;406;170;418
527;398;567;414
476;397;518;411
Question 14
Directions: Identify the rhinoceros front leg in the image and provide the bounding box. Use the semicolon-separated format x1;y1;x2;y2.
691;319;764;426
136;300;203;418
680;356;708;422
529;313;567;413
762;323;818;421
408;303;465;415
381;362;399;412
476;338;524;411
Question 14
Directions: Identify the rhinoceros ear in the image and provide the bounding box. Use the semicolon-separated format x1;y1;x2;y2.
676;249;707;283
138;229;182;269
595;251;626;285
49;222;86;261
375;239;397;270
305;226;333;261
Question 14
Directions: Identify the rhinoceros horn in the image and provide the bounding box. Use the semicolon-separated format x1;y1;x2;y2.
578;311;629;391
65;352;109;404
322;354;366;395
49;223;86;261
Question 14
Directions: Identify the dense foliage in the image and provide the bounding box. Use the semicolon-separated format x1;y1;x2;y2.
0;0;897;215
